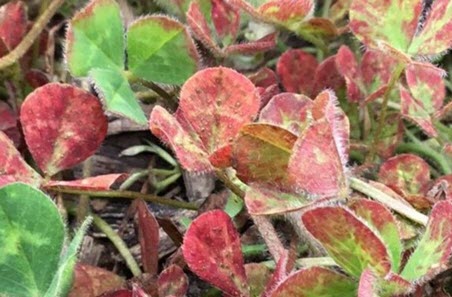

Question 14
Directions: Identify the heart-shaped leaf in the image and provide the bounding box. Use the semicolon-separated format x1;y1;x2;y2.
270;267;357;297
0;132;42;187
405;62;445;114
288;90;350;198
378;153;432;209
259;93;313;135
158;265;188;297
407;0;452;56
149;67;261;171
178;66;260;159
66;0;124;77
349;199;402;272
0;183;65;297
44;174;127;191
401;200;452;282
276;49;318;96
312;55;345;95
182;210;249;296
350;0;452;57
336;46;398;103
233;123;297;188
20;83;108;176
90;68;147;125
349;0;422;54
127;16;199;84
302;206;392;277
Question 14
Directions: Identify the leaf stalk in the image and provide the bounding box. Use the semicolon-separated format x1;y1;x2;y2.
349;177;428;226
45;186;198;210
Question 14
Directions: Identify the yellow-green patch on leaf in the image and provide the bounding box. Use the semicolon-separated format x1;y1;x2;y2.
20;83;108;176
302;206;392;277
270;266;357;297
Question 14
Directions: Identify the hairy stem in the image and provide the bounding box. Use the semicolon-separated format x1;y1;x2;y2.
367;62;405;161
215;169;246;199
252;215;285;262
45;186;198;210
0;0;64;70
349;177;428;226
92;215;142;277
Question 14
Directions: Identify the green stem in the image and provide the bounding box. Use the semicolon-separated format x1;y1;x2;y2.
435;121;451;137
139;80;174;102
155;172;182;193
296;257;337;268
367;62;406;161
215;169;245;199
151;168;179;176
0;0;64;70
92;215;142;277
135;90;159;102
45;186;198;210
144;141;179;167
242;244;268;258
296;30;328;59
322;0;333;18
349;177;428;226
374;98;401;110
119;170;150;190
396;143;451;175
263;257;337;269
